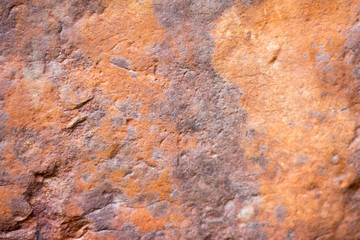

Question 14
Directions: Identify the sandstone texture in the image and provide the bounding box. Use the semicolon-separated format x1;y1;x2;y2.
1;0;360;239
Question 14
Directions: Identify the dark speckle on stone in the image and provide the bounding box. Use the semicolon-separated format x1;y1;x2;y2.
246;31;252;41
286;230;295;240
35;229;42;240
246;129;256;138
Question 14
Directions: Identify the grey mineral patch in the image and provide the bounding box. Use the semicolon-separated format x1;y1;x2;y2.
118;100;141;120
126;126;137;140
110;57;131;70
152;147;163;161
258;144;267;151
237;205;255;221
23;61;44;80
153;0;233;29
331;154;339;164
150;125;159;132
346;148;360;177
80;184;114;214
87;204;116;231
129;70;138;78
0;111;8;142
116;222;141;240
251;154;269;169
130;191;159;206
241;0;263;7
147;201;170;219
239;222;269;240
189;0;234;22
344;23;360;64
296;153;310;166
65;115;87;129
110;116;125;130
149;0;266;238
224;200;235;217
141;231;166;240
274;205;287;222
286;230;296;240
170;185;180;199
315;53;330;63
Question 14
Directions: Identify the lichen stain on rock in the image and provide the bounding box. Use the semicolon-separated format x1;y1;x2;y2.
1;0;360;239
212;0;360;238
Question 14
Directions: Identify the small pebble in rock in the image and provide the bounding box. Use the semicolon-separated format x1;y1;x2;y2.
331;155;339;164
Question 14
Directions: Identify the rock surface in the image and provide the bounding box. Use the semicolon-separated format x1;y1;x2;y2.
1;0;360;239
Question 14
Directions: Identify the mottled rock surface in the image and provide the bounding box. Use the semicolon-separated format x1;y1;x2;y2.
1;0;360;239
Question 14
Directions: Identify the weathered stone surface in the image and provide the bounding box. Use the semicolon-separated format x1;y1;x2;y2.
0;0;360;239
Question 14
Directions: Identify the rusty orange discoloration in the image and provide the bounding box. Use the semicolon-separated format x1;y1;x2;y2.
4;63;63;129
82;232;119;240
121;205;166;232
75;0;166;94
148;168;173;202
0;187;19;219
4;0;360;238
53;1;197;233
108;170;126;183
213;0;360;238
63;200;83;218
0;185;31;230
122;179;142;198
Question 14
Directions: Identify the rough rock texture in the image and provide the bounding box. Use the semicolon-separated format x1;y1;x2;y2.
1;0;360;239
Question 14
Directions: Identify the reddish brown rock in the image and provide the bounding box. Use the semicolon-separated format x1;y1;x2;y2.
0;0;360;239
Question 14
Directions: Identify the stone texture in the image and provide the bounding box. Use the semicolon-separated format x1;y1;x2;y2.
0;0;360;239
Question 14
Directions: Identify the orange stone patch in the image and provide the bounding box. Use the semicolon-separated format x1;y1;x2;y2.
212;0;360;238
